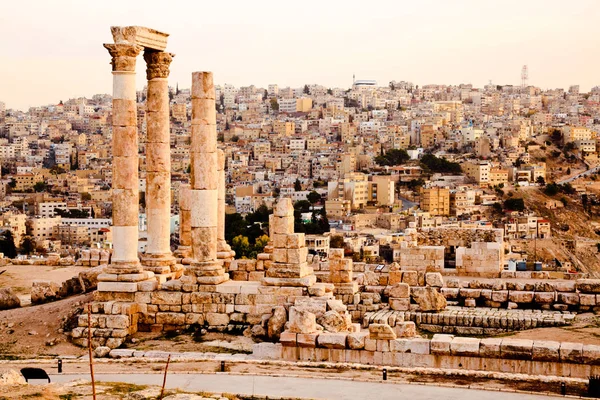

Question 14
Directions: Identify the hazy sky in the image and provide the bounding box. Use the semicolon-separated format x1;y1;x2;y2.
1;0;599;110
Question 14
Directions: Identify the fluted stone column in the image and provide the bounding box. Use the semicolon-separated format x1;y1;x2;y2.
98;39;155;292
187;71;228;285
175;183;192;258
141;50;177;274
216;149;235;260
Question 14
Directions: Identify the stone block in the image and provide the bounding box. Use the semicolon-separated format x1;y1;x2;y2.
206;312;229;326
288;306;317;333
576;279;600;294
272;248;287;263
389;298;410;311
388;283;410;298
151;291;182;305
491;290;508;303
559;342;583;363
479;338;502;358
401;271;418;286
450;337;480;356
156;312;185;325
425;272;443;288
317;333;348;349
532;341;560;361
279;331;297;347
347;331;368;350
583;344;600;365
369;323;396;340
534;291;555;304
430;334;453;355
395;321;416;338
501;339;533;359
287;233;305;249
297;333;319;348
97;281;138;292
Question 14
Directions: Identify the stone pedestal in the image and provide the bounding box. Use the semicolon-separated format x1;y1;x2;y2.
262;198;316;287
329;248;358;298
186;71;228;285
140;49;180;278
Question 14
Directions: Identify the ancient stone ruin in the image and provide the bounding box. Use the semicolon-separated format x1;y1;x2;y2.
68;27;600;380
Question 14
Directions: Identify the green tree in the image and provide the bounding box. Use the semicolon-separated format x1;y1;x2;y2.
231;135;240;142
0;230;17;258
294;179;302;192
252;234;270;258
307;191;321;207
20;236;36;255
420;154;462;174
535;176;546;186
303;84;310;94
33;181;47;192
330;235;345;249
374;149;409;166
270;98;279;112
81;192;92;201
231;235;251;258
503;198;525;212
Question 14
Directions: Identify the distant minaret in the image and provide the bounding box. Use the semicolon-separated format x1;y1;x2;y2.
353;73;355;84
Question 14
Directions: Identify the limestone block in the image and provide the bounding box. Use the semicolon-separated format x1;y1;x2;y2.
509;291;534;303
296;333;318;348
151;291;182;305
289;306;317;334
279;331;297;346
551;281;576;292
500;339;533;359
112;99;137;126
317;310;350;333
558;292;579;305
580;294;597;306
272;215;294;235
272;248;287;263
582;344;600;365
106;315;130;329
575;279;600;294
347;331;368;350
411;286;447;311
97;282;138;292
389;298;410;311
206;312;230;326
402;338;430;354
191;123;217;153
272;234;287;249
191;152;218;190
388;283;410;299
274;198;294;217
450;337;480;356
559;342;583;363
395;321;416;338
287;233;305;249
491;290;508;303
532;341;560;361
317;333;348;349
388;271;402;285
31;281;61;304
430;334;453;355
425;272;443;288
156;312;185;325
369;323;396;340
329;248;344;259
534;292;555;304
112;126;137;157
287;247;308;264
191;227;218;261
479;338;502;358
464;298;476;307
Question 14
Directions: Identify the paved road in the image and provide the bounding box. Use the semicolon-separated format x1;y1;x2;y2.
50;373;559;399
558;164;600;184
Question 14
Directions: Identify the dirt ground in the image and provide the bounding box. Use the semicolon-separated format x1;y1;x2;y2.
0;264;89;304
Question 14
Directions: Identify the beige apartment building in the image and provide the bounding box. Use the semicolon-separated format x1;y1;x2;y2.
420;187;450;216
462;161;490;187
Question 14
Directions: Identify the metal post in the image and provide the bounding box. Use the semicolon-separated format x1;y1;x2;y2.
57;359;62;374
382;368;387;381
221;360;225;372
561;382;566;396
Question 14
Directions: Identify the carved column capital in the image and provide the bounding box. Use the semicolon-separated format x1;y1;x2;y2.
143;51;174;80
104;43;143;72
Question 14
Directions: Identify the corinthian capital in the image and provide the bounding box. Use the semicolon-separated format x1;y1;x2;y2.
104;43;143;72
143;51;174;80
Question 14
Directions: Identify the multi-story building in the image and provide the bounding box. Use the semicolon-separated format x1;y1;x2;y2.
420;187;450;216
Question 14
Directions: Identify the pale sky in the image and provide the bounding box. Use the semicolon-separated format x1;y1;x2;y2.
1;0;598;111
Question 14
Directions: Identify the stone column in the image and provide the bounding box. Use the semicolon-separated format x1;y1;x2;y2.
216;149;234;260
141;50;176;274
187;71;228;285
98;41;155;292
175;183;192;258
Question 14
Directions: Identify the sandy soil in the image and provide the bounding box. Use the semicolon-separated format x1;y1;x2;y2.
0;264;89;304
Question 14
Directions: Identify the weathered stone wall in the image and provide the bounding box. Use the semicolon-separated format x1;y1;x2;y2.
262;334;600;379
399;243;445;272
456;242;503;277
417;228;503;247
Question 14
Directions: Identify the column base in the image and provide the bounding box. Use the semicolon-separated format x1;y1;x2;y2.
141;253;177;274
333;282;359;295
174;246;192;259
185;260;229;284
